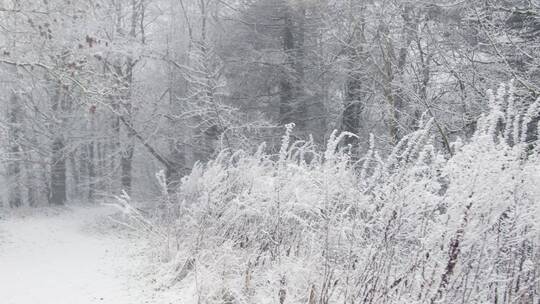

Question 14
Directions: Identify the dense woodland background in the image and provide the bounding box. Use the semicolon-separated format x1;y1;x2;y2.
0;0;539;206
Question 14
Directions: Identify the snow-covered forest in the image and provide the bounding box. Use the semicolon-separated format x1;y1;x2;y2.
0;0;539;303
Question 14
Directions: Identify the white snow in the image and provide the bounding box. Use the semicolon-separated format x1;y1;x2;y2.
0;205;160;304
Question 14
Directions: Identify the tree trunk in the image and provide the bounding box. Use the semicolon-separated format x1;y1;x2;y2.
342;75;364;146
294;3;306;130
50;137;67;205
7;92;22;207
279;7;296;126
165;26;188;193
117;0;139;194
278;3;306;131
120;138;134;193
49;83;68;206
342;12;366;148
119;86;135;193
25;156;37;207
165;153;184;194
86;141;96;201
381;4;417;145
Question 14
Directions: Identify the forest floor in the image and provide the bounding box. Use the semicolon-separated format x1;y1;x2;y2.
0;204;172;304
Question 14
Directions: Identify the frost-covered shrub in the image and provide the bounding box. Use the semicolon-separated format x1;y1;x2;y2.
158;82;540;304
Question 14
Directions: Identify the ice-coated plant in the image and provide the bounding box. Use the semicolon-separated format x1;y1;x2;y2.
144;82;540;304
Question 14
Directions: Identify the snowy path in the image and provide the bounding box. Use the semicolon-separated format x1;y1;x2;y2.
0;205;154;304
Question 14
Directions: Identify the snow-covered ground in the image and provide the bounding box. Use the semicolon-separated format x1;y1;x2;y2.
0;205;164;304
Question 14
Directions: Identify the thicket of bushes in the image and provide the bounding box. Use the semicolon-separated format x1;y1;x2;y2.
122;83;540;304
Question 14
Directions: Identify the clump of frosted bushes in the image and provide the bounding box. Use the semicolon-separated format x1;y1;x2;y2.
158;83;540;304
